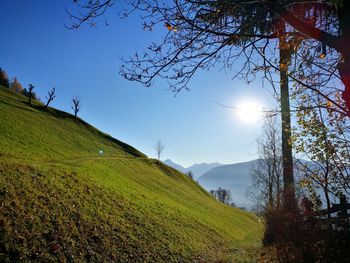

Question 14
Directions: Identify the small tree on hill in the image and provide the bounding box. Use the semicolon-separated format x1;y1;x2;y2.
187;170;193;179
154;140;165;162
45;87;56;108
210;187;232;204
0;68;9;88
10;77;24;93
27;84;35;105
71;97;81;118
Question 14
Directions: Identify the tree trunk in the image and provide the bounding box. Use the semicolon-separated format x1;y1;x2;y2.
276;170;281;209
268;161;274;210
338;1;350;113
273;147;281;210
324;185;331;221
279;23;296;209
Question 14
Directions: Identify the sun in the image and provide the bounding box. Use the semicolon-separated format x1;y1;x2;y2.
236;101;263;123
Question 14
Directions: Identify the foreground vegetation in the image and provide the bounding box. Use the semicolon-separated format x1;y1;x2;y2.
0;87;262;262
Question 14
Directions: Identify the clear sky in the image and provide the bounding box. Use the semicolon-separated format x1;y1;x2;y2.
0;0;276;167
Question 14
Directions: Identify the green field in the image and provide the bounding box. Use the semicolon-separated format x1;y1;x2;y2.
0;87;262;262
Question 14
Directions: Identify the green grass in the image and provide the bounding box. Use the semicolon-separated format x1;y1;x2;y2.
0;87;262;262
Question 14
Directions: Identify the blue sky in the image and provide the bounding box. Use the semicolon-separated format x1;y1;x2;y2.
0;0;276;167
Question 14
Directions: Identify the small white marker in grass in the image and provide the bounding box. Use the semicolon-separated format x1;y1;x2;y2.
98;150;104;155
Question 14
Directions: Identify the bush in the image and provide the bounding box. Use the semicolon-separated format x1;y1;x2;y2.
0;67;10;88
9;77;24;93
264;203;350;262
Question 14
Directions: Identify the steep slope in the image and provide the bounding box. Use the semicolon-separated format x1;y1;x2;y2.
198;161;257;208
0;87;262;262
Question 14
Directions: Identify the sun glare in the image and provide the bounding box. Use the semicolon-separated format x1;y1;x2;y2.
236;101;263;123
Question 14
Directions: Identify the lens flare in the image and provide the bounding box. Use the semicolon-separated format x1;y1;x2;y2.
236;101;263;123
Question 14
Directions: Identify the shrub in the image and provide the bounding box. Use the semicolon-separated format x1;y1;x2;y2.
0;67;10;88
10;77;24;93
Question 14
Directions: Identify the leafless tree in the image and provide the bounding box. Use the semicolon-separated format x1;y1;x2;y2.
45;87;56;108
154;140;165;162
249;116;283;213
71;96;81;118
210;187;232;204
67;1;350;116
187;170;193;179
28;84;35;105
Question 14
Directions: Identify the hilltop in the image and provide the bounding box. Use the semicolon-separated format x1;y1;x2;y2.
0;87;262;262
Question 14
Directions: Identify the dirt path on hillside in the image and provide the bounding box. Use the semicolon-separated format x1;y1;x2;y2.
47;155;151;166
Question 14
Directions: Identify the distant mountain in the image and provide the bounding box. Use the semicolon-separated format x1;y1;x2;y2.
163;159;187;174
187;162;223;179
163;159;223;179
197;159;312;209
197;160;258;208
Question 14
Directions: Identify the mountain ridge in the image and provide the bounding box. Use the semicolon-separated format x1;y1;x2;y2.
163;159;223;179
198;160;258;208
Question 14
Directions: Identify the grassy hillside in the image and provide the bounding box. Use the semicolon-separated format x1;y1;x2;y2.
0;87;262;262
